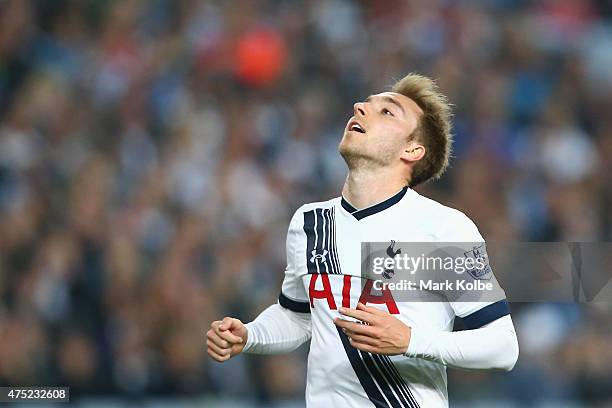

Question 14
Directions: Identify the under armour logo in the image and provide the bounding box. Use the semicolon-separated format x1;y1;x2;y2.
310;249;329;263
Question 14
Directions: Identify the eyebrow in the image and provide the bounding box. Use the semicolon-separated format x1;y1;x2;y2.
365;95;405;116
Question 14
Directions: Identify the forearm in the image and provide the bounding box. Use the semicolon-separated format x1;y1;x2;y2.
405;315;519;371
243;303;312;354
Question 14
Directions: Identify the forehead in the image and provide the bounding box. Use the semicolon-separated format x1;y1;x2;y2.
370;91;423;117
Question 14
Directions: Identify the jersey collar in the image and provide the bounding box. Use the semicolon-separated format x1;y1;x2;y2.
341;186;408;220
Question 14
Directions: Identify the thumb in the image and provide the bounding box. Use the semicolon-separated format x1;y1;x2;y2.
219;317;235;331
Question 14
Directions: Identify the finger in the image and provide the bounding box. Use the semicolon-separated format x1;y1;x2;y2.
213;319;243;344
344;332;379;347
357;302;387;316
207;339;231;356
207;330;230;348
219;317;238;331
207;347;230;362
349;338;380;354
338;307;378;324
334;319;377;336
218;328;243;344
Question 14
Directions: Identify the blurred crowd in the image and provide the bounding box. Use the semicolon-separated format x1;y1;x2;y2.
1;0;611;405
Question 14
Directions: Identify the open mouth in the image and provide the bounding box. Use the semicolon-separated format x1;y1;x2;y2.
349;120;366;133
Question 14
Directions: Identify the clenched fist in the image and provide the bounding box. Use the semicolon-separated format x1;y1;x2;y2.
206;317;248;362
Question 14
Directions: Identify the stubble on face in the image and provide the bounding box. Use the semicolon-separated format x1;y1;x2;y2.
338;138;396;170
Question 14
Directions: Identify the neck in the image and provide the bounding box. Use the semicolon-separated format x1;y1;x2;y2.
341;167;408;210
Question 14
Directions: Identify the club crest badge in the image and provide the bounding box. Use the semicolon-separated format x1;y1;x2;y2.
383;240;401;280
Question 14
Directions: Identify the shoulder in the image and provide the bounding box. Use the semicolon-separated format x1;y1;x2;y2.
297;197;340;213
288;197;341;226
409;190;483;241
298;197;340;212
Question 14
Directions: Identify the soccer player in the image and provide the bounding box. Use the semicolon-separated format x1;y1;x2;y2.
206;73;519;407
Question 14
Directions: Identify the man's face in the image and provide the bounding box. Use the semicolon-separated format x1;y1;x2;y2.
338;91;423;168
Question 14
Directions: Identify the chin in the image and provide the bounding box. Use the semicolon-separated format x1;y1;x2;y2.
339;143;370;165
338;139;356;157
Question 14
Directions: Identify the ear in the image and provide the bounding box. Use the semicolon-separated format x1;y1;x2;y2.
400;141;425;163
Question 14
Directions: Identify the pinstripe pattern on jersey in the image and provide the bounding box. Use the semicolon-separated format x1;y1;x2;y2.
337;327;420;408
303;207;342;274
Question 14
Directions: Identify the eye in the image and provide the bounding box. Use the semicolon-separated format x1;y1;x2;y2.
382;108;394;116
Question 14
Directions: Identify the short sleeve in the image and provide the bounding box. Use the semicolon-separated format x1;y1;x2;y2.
444;212;510;328
278;208;311;313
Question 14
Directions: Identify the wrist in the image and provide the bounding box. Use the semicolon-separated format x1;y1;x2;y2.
242;323;254;353
404;326;435;358
401;326;412;355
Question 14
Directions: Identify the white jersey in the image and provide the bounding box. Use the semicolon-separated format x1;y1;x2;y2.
278;187;510;408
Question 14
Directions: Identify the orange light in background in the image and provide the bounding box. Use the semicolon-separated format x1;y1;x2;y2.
235;27;287;87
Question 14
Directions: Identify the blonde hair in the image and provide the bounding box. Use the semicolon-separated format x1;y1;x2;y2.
391;73;453;187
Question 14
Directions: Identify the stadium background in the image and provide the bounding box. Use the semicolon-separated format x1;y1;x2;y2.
0;0;611;406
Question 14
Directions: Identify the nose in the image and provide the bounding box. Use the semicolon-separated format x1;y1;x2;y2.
353;101;366;117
